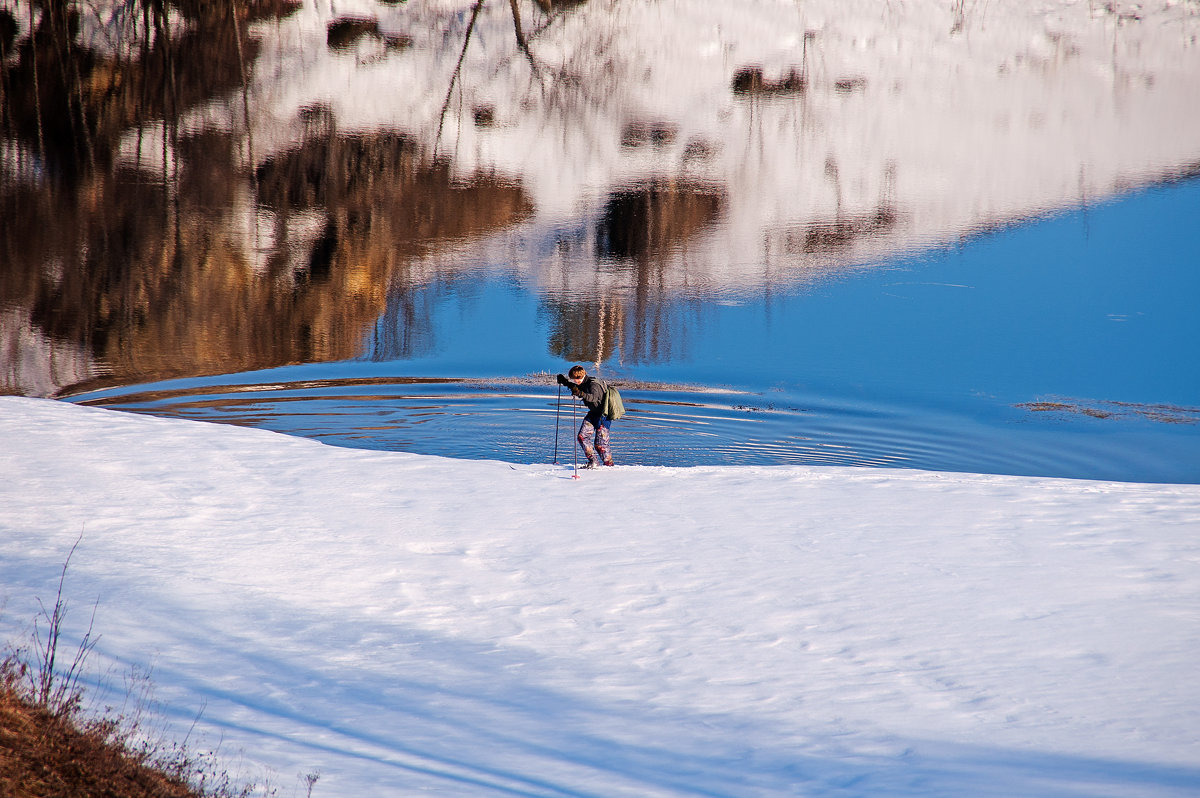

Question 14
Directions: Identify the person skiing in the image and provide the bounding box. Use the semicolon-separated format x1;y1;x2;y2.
557;365;614;467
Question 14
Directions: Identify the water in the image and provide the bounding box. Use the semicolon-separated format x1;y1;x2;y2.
4;0;1200;482
68;179;1200;482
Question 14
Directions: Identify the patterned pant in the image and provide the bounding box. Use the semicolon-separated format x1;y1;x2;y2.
578;412;612;465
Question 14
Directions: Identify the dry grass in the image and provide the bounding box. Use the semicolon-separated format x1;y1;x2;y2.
0;542;261;798
0;651;261;798
0;669;198;797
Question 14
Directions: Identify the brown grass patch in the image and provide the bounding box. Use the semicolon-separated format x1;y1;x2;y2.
0;540;260;798
0;669;200;797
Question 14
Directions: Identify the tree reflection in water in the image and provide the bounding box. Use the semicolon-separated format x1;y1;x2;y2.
0;0;736;395
545;181;724;366
1;0;541;396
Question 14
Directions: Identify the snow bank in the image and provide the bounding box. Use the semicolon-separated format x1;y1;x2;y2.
2;396;1199;796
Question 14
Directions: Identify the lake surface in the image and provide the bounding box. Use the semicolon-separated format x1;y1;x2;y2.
3;0;1199;482
69;177;1200;482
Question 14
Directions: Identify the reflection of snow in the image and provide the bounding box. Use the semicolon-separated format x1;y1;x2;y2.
0;309;98;397
230;0;1200;292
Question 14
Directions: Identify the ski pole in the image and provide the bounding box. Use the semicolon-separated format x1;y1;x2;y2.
571;391;579;479
553;383;562;464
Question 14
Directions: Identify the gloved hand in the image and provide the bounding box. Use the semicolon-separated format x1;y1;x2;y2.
556;373;570;387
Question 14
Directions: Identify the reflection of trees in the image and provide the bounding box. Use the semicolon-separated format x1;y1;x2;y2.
0;122;532;394
419;0;731;369
2;0;293;394
595;181;723;262
1;1;533;395
255;127;533;363
545;180;724;366
255;130;530;252
432;0;605;157
544;293;706;367
766;159;899;259
1;0;287;183
0;0;909;392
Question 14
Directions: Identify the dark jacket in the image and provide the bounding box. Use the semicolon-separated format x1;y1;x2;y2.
573;376;606;414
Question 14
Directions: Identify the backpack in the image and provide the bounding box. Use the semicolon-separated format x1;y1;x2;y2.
600;382;625;421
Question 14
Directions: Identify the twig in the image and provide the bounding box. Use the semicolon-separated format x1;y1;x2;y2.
434;0;485;156
32;534;100;714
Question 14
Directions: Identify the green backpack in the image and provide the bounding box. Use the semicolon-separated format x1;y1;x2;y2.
600;382;625;421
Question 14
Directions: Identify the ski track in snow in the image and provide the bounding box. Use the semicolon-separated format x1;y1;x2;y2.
2;397;1200;796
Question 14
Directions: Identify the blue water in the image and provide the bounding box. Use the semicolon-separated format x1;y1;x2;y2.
74;178;1200;483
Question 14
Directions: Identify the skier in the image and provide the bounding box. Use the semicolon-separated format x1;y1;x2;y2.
557;365;614;467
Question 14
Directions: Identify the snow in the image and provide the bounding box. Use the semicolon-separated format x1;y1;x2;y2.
4;1;1197;791
3;395;1200;796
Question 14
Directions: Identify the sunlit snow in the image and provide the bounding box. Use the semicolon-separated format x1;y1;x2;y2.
3;397;1198;796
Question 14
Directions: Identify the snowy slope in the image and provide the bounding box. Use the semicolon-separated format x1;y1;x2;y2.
2;396;1199;796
